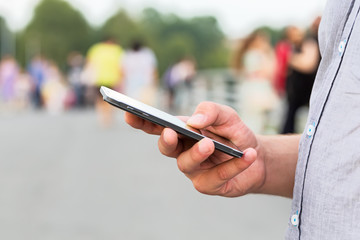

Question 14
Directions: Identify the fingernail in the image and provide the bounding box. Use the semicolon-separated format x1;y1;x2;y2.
187;114;206;126
243;149;256;162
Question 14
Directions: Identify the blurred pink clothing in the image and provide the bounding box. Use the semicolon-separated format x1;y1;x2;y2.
0;58;19;101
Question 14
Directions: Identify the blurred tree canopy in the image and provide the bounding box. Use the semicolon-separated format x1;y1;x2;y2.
255;26;284;46
140;8;229;74
100;10;141;47
18;0;92;68
93;7;229;74
0;16;14;57
6;0;233;75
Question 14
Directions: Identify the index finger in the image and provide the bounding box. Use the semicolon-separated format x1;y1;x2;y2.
124;112;164;135
186;102;245;144
187;102;240;128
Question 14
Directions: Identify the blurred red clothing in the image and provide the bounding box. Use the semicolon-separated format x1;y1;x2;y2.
274;41;291;96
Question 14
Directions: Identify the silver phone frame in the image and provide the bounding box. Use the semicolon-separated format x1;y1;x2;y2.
100;86;243;158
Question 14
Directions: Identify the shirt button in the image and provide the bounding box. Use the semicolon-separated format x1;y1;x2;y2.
338;40;346;55
291;214;299;226
306;124;315;137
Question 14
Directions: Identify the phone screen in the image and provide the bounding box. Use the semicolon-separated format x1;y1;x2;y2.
100;86;243;158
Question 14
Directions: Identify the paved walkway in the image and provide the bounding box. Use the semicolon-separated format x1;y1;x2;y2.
0;110;291;240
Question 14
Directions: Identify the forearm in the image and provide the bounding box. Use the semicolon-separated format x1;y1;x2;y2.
255;134;300;198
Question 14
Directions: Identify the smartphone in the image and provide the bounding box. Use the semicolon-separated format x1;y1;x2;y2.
100;86;243;158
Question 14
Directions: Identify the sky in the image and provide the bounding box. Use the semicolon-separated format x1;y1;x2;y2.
0;0;328;38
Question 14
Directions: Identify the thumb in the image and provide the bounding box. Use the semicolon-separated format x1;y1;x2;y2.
187;102;236;129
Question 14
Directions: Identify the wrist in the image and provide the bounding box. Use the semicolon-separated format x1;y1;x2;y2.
252;135;269;194
252;134;300;198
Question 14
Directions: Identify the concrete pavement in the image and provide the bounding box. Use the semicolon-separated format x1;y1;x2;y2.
0;110;292;240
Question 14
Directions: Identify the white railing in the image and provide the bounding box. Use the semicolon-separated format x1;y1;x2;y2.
166;68;242;115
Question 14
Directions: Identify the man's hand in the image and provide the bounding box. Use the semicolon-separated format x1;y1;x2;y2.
125;102;266;197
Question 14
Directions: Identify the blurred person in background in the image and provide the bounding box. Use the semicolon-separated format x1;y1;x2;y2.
28;55;47;109
164;56;196;113
163;62;177;110
274;27;296;97
85;37;123;126
121;39;158;105
281;19;321;134
41;61;71;115
0;55;19;109
232;30;279;134
67;51;86;108
13;69;32;111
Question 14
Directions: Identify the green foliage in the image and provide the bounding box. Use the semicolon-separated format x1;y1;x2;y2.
139;8;228;75
0;16;14;57
255;25;285;46
100;10;142;48
13;3;230;74
20;0;91;68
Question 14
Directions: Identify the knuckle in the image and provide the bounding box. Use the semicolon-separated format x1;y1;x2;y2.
176;159;188;173
216;166;230;181
218;182;233;196
234;158;247;171
197;101;217;112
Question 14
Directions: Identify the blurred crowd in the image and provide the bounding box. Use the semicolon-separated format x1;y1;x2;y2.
232;17;321;133
0;54;74;114
0;17;321;133
0;38;159;120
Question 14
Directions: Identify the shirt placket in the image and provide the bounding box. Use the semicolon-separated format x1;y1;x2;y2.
289;1;360;238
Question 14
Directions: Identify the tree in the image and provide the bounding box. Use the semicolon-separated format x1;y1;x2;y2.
19;0;91;68
15;4;230;74
0;16;15;58
139;8;229;75
100;10;141;48
255;26;284;46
